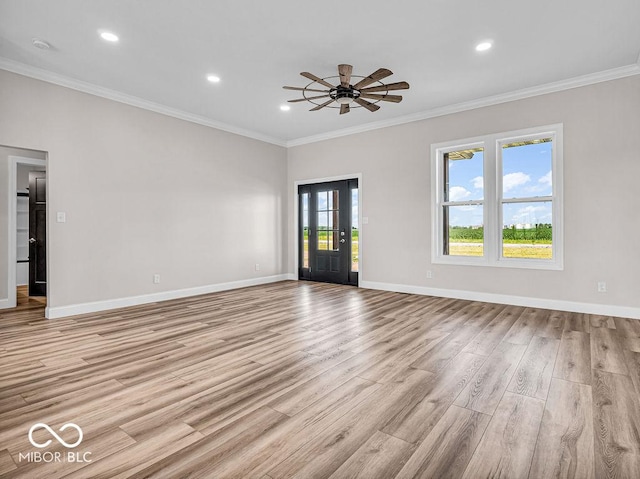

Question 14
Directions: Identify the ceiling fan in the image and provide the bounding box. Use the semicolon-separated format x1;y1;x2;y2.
283;64;410;114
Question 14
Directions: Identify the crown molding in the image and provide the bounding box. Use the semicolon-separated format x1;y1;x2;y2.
0;57;287;147
286;63;640;147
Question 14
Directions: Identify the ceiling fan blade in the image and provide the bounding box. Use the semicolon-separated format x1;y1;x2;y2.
288;94;331;103
340;104;350;115
300;72;335;89
359;81;410;93
352;68;393;89
338;64;353;87
283;86;331;93
359;93;403;103
354;98;380;112
310;99;335;111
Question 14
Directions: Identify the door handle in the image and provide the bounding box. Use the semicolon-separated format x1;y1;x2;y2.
340;238;346;243
29;238;36;244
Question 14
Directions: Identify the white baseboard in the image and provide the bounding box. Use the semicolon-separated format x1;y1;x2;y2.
360;280;640;320
45;274;292;319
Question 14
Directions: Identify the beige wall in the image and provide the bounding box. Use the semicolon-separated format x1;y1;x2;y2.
288;75;640;312
0;70;288;311
2;67;638;317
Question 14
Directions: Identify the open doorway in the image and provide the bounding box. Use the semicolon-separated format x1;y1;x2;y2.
2;147;48;311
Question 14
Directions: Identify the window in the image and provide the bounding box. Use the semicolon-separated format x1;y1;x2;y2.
432;124;563;270
301;192;310;268
351;187;359;272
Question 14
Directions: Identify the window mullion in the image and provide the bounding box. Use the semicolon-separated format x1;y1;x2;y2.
484;138;498;262
501;196;553;204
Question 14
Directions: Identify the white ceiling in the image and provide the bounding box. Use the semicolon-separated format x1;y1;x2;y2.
1;0;639;145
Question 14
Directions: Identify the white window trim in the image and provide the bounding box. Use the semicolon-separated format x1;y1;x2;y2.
431;124;563;270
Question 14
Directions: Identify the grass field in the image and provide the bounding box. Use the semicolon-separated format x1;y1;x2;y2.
449;242;552;259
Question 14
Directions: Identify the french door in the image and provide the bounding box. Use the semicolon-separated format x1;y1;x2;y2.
298;179;358;286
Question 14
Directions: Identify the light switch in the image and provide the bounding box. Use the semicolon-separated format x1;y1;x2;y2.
56;212;66;223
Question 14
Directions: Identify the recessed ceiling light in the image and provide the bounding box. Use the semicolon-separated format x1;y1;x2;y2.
475;41;492;52
207;75;221;83
280;105;291;112
99;31;119;43
32;38;51;50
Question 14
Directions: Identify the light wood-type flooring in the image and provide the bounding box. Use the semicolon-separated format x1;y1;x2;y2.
1;281;640;478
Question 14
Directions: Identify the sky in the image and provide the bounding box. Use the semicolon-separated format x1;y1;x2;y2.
302;189;359;229
447;141;553;227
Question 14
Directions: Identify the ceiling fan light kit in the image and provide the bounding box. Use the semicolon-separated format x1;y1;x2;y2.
283;64;410;114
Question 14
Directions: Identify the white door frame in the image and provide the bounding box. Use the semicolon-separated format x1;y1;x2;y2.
3;155;48;309
293;173;363;286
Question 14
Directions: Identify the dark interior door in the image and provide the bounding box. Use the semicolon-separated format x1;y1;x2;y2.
29;171;47;296
299;180;357;285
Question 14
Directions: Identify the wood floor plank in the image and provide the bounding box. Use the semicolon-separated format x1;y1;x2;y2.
625;338;640;353
502;308;546;345
1;281;638;478
529;378;594;479
128;406;287;479
589;315;616;329
553;330;592;385
195;377;381;478
535;311;567;339
507;335;559;400
454;341;527;415
462;305;524;356
0;449;16;475
613;317;640;338
461;391;545;479
0;395;27;415
563;313;591;333
395;405;491;479
326;430;414;479
357;327;449;383
625;349;640;397
382;352;486;443
65;423;203;479
267;351;386;416
409;325;482;374
592;369;640;478
266;368;434;479
591;327;628;375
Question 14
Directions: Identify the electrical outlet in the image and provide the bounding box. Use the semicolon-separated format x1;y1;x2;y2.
255;263;260;271
426;270;433;279
597;281;606;293
153;274;161;284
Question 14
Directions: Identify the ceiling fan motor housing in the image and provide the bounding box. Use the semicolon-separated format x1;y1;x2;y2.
331;85;360;104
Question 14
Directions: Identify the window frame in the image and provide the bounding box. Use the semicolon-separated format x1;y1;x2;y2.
431;124;563;270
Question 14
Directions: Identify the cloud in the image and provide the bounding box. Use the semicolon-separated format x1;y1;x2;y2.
509;204;551;223
472;176;483;189
503;172;531;193
538;171;552;186
449;186;471;201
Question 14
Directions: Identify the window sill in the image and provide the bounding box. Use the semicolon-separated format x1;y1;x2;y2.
432;255;563;271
